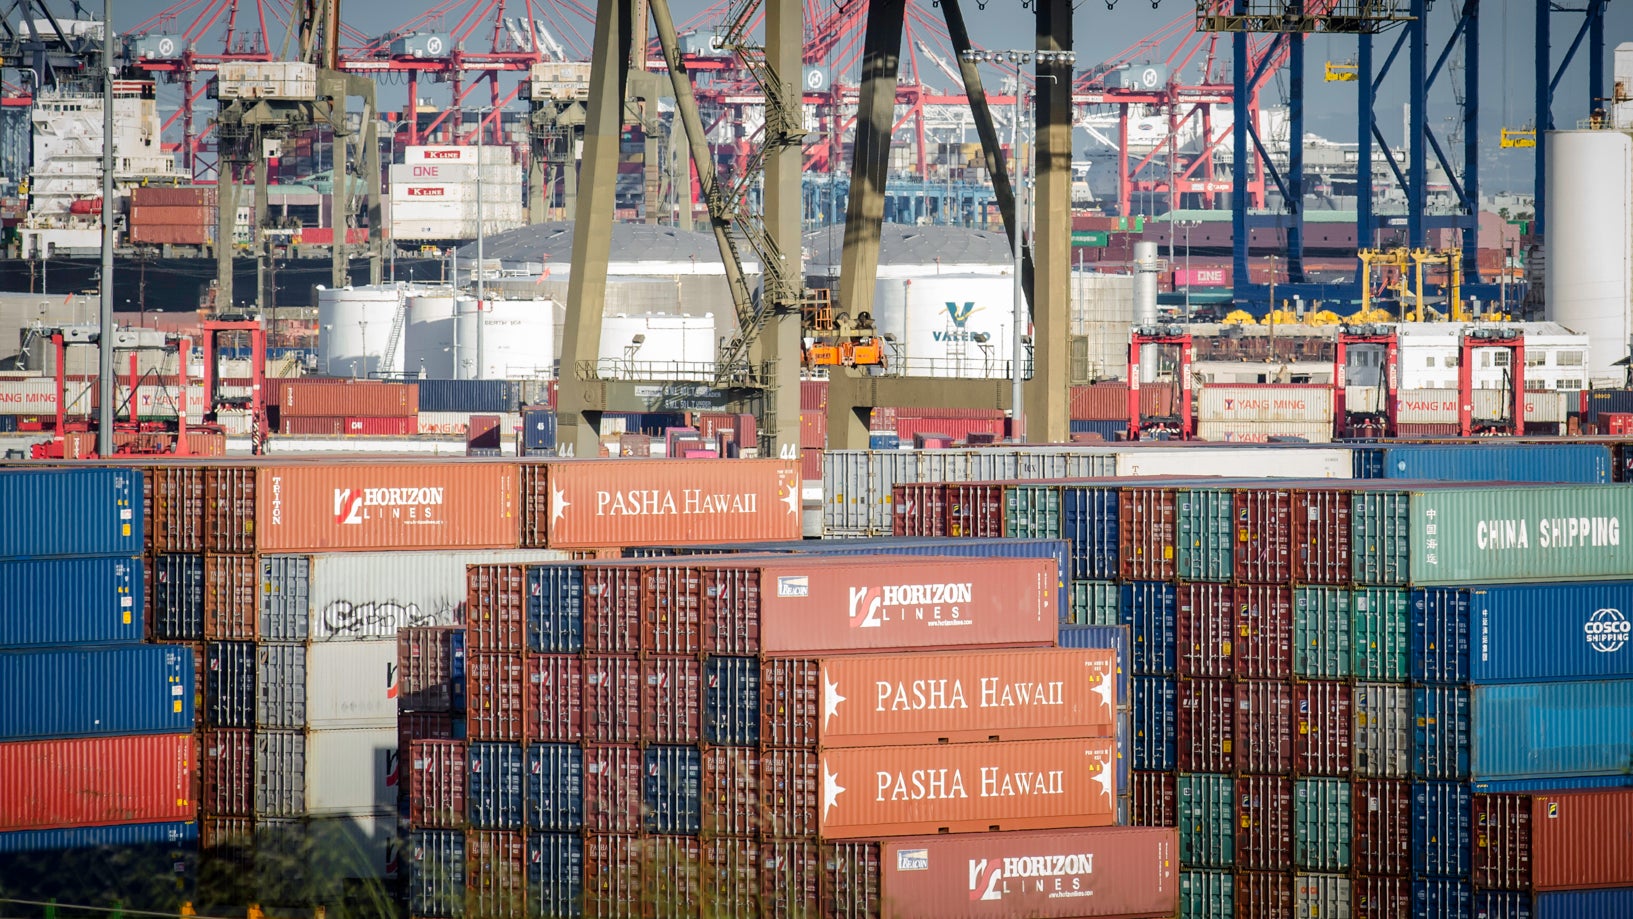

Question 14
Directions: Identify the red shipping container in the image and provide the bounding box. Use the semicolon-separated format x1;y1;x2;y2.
1121;487;1178;580
801;448;823;483
1235;487;1294;583
583;655;640;744
407;739;467;829
702;565;762;656
701;746;760;838
817;738;1117;838
800;380;829;411
702;837;759;919
894;416;1006;443
583;746;642;834
1130;770;1179;827
1291;488;1350;585
399;712;456;762
273;379;418;417
892;483;949;537
205;465;256;554
128;224;214;246
875;827;1180;919
200;728;253;817
1069;382;1177;421
1234;871;1293;919
817;648;1118;747
645;835;703;917
641;655;702;744
870;407;898;433
585;834;641;916
643;564;704;655
1235;775;1294;871
1234;680;1294;774
1234;585;1294;679
131;186;218;207
946;483;1005;538
540;459;801;549
279;416;417;436
398;626;462;712
151;465;205;553
1177;677;1235;773
1604;412;1633;435
759;747;820;838
255;462;521;552
524;654;583;743
1396;423;1461;437
1176;583;1234;678
1472;789;1633;891
821;840;879;919
800;410;827;450
760;839;821;919
1353;874;1412;919
466;653;524;741
1295;680;1352;776
584;564;642;654
467;565;525;652
466;830;526;919
759;658;819;747
1353;779;1412;876
0;733;195;831
203;554;258;640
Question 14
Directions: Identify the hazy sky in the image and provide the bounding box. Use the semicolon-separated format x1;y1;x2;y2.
93;0;1633;192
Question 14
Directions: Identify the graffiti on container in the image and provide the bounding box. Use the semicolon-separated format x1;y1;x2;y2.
319;597;463;635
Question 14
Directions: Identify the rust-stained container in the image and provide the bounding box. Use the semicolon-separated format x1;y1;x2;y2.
1291;488;1350;585
585;834;641;917
641;656;702;744
946;483;1006;538
583;746;642;834
256;462;521;552
1472;789;1633;891
539;459;801;548
1177;678;1235;773
200;728;253;817
761;839;821;919
701;746;760;838
205;465;257;554
822;840;880;919
1176;583;1234;678
1233;871;1293;919
466;653;525;742
151;465;205;553
892;483;948;537
1234;585;1294;679
398;626;464;713
760;747;820;838
645;835;703;917
273;379;419;417
1130;770;1178;827
1235;774;1293;871
702;836;759;919
1234;679;1294;774
203;554;259;640
0;733;195;831
1234;487;1293;583
583;655;640;744
1120;487;1178;580
583;564;642;654
759;658;820;748
643;564;704;655
408;739;467;829
817;648;1118;747
524;654;582;743
1294;680;1352;776
466;829;525;919
817;738;1116;838
467;565;525;653
1353;779;1411;877
872;826;1178;919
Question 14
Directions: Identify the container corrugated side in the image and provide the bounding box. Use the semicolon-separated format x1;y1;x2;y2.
1354;683;1411;779
255;642;306;729
0;820;197;853
1112;446;1351;477
1475;889;1633;919
1469;680;1633;779
1407;485;1633;585
1413;582;1633;683
468;741;525;830
544;459;800;548
0;556;144;647
1292;778;1351;872
407;829;465;918
305;640;398;729
1473;789;1633;891
1412;780;1472;879
305;727;398;816
1176;773;1234;868
254;462;521;552
1356;443;1611;483
0;645;193;739
0;467;143;558
0;733;194;831
527;833;582;918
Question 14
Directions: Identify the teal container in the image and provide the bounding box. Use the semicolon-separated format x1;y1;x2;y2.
1004;484;1062;539
1293;777;1351;872
1179;870;1234;919
1068;580;1120;626
1293;587;1352;679
1351;490;1411;585
1351;587;1409;682
1177;773;1234;869
1176;488;1234;582
1406;485;1633;585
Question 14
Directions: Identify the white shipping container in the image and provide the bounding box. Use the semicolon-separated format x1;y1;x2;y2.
304;728;398;816
1197;385;1334;424
216;61;317;100
390;183;518;204
390;218;524;241
1113;446;1350;477
1194;421;1335;443
404;145;515;165
303;549;577;640
388;199;525;220
390;163;479;184
1395;389;1459;424
121;384;206;421
0;377;86;414
528;61;591;100
1472;389;1568;423
306;641;398;729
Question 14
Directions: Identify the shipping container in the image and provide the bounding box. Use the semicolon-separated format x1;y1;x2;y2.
273;380;418;417
584;833;641;918
759;747;819;839
1467;680;1633;780
1130;770;1177;828
1404;484;1633;585
0;467;143;558
200;728;254;817
1353;779;1411;877
1352;587;1410;681
1353;442;1611;483
582;564;642;654
254;730;305;817
1233;679;1293;775
1234;487;1294;583
467;653;526;741
153;554;206;641
407;829;465;918
1413;780;1473;879
468;741;525;830
1123;580;1177;675
407;739;467;829
1296;681;1352;776
1414;879;1473;919
1176;583;1233;678
873;826;1179;919
1355;875;1412;919
1068;580;1119;626
1292;778;1351;872
583;655;640;745
540;459;801;548
398;626;465;713
0;556;144;647
1293;874;1351;919
1475;889;1633;919
306;727;398;816
0;644;193;739
1179;870;1233;919
207;640;256;728
253;462;520;552
525;654;583;742
1175;487;1234;582
1120;487;1178;581
584;746;642;834
0;819;197;854
1292;587;1351;679
641;656;702;744
1354;682;1411;779
1232;871;1293;918
1413;581;1633;684
816;648;1117;747
1198;385;1332;424
1234;584;1294;679
1177;773;1235;869
255;642;306;728
469;564;527;653
1177;678;1234;774
1234;774;1293;871
698;746;758;838
1130;676;1176;772
0;733;195;831
527;833;583;919
1472;789;1633;891
643;745;702;835
304;639;397;729
758;658;819;749
704;656;759;747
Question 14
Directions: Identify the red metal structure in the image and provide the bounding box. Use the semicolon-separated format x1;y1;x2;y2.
34;331;199;458
1333;325;1398;439
1128;327;1194;441
200;315;270;453
1458;329;1525;437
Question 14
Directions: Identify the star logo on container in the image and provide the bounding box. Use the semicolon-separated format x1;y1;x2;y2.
782;474;800;517
1088;662;1114;714
551;484;570;527
822;757;846;820
822;669;846;731
1089;750;1113;805
334;488;364;525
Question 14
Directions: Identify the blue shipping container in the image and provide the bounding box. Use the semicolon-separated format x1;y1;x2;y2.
1353;443;1611;483
1063;486;1121;580
1472;775;1633;793
1130;676;1177;772
416;379;524;413
151;554;205;641
0;821;198;854
0;556;144;647
206;641;256;729
521;409;558;451
527;565;584;653
1476;889;1633;919
1413;582;1633;684
527;833;584;919
0;468;143;559
1122;581;1177;675
407;829;466;919
1411;781;1472;879
1069;419;1126;440
1414;880;1473;919
525;743;584;832
1583;388;1633;423
468;742;526;830
868;433;900;450
1412;686;1471;780
1470;680;1633;779
1057;624;1131;705
643;745;701;835
704;656;759;747
0;644;194;739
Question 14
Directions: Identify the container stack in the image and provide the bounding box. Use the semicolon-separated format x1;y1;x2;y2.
397;552;1179;919
0;468;198;907
272;379;421;436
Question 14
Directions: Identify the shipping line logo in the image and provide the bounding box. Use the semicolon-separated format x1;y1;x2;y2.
847;582;974;628
1586;608;1630;653
333;487;446;525
936;301;982;343
968;853;1096;902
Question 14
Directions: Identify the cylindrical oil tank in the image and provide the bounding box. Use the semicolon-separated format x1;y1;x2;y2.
1546;129;1632;384
598;313;716;379
451;298;557;379
871;275;1016;378
404;291;459;378
317;286;406;377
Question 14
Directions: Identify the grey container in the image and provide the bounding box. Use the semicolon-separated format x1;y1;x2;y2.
259;555;311;641
1353;683;1411;779
255;730;307;817
256;642;307;728
1293;874;1351;919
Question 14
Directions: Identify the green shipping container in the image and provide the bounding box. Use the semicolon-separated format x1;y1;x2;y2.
1407;485;1633;584
1069;580;1120;625
1351;491;1411;585
1177;488;1234;582
1292;778;1351;872
1005;484;1062;539
1350;587;1409;681
1293;587;1352;679
1179;870;1233;919
1177;773;1234;869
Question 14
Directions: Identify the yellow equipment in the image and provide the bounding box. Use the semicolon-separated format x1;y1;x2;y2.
1358;247;1465;322
1500;128;1537;148
803;289;888;369
1221;309;1258;325
1324;62;1358;82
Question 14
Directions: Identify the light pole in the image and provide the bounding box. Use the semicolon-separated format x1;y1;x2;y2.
960;48;1076;442
1178;219;1199;317
381;119;412;283
473;106;495;380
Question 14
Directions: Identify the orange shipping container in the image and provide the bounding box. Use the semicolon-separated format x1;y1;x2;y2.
818;737;1117;838
542;459;801;548
253;462;520;551
819;649;1117;747
273;380;419;417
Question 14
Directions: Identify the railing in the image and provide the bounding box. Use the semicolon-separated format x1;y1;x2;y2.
575;359;728;383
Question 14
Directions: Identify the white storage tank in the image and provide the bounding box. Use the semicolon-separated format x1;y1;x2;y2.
598;314;716;380
872;275;1016;378
452;298;557;379
1545;129;1633;384
317;285;406;377
404;291;460;378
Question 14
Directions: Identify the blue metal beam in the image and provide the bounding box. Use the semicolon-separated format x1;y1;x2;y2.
1288;12;1305;284
1590;0;1607;109
1357;32;1374;266
1424;127;1467;207
1371;125;1409;194
1232;10;1249;306
1535;0;1550;237
1462;0;1480;284
1371;27;1408;96
1408;0;1427;250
